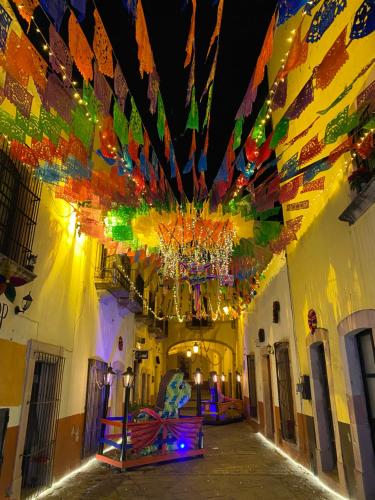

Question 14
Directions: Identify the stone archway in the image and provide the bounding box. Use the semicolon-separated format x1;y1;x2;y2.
337;309;375;500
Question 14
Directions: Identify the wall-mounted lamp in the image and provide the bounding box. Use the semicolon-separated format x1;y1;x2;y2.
212;373;218;383
193;342;199;354
221;373;225;382
223;305;229;315
266;344;275;355
236;372;241;383
15;292;33;315
186;348;192;358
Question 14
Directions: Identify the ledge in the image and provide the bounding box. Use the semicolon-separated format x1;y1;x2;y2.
339;176;375;225
0;253;36;285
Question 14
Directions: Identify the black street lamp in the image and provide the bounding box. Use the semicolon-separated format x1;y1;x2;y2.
194;368;202;417
221;373;226;396
15;292;33;315
236;371;242;400
98;365;115;454
120;366;134;464
211;372;218;403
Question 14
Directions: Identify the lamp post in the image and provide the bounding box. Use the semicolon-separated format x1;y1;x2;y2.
98;365;115;454
120;366;134;464
236;371;242;400
221;373;225;396
211;372;218;403
194;368;202;417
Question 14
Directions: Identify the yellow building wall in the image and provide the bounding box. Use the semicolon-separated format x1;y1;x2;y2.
268;1;375;424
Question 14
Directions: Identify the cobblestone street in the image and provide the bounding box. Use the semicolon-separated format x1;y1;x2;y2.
41;423;343;500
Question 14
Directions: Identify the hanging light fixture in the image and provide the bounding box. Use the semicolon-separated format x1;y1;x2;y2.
193;342;199;354
186;348;192;358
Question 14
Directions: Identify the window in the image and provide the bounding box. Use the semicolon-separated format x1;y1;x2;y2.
275;342;296;442
247;355;258;418
357;329;375;452
0;140;41;268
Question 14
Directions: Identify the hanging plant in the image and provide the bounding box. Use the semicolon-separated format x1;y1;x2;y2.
348;167;374;193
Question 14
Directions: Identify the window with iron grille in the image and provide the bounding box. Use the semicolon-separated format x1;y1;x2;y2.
0;139;41;269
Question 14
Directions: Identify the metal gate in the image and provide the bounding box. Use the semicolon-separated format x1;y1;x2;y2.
247;355;258;418
82;359;108;459
21;352;65;498
275;343;296;442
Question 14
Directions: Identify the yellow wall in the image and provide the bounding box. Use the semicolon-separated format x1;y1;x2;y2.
267;1;375;424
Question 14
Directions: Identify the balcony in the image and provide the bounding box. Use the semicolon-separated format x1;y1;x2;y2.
148;316;168;340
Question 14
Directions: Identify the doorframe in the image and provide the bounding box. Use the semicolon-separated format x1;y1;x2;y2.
306;328;348;496
260;347;275;439
11;339;64;499
338;310;375;500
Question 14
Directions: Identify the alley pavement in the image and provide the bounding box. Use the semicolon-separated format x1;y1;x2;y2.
42;422;343;500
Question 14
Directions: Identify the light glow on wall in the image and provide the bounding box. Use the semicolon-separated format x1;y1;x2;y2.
256;433;348;500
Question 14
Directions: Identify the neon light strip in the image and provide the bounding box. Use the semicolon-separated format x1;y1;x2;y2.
256;433;348;500
34;441;121;499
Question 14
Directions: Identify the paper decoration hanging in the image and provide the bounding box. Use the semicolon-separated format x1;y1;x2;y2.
170;144;177;178
186;86;199;131
272;77;287;110
233;117;244;150
185;0;196;67
277;0;310;26
93;9;113;78
3;32;27;86
129;97;144;145
199;172;208;199
252;14;276;90
40;0;66;32
148;68;160;114
324;107;360;145
83;82;99;121
204;83;213;127
15;110;42;141
307;0;347;43
44;73;73;124
328;136;352;163
73;106;94;149
350;0;375;40
303;158;331;183
300;176;325;192
280;153;299;182
284;118;319;148
270;116;290;149
317;59;375;115
186;48;195;106
279;176;301;203
157;92;165;140
0;5;11;51
256;133;273;165
69;134;88;165
314;28;348;90
164;122;171;159
4;73;33;118
0;109;26;142
94;63;112;114
299;134;324;165
252;103;268;146
49;25;73;85
71;0;87;22
16;0;38;25
304;0;322;15
286;77;314;120
113;99;129;147
236;77;257;119
358;80;375;110
135;0;154;77
287;200;309;211
10;140;38;167
207;0;224;57
203;45;219;97
279;23;308;79
114;62;128;110
39;108;62;146
68;12;94;81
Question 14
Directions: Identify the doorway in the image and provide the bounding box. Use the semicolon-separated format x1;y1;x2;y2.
310;342;337;472
21;352;65;498
247;354;258;418
261;351;275;438
82;359;108;459
357;329;375;452
275;342;296;443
